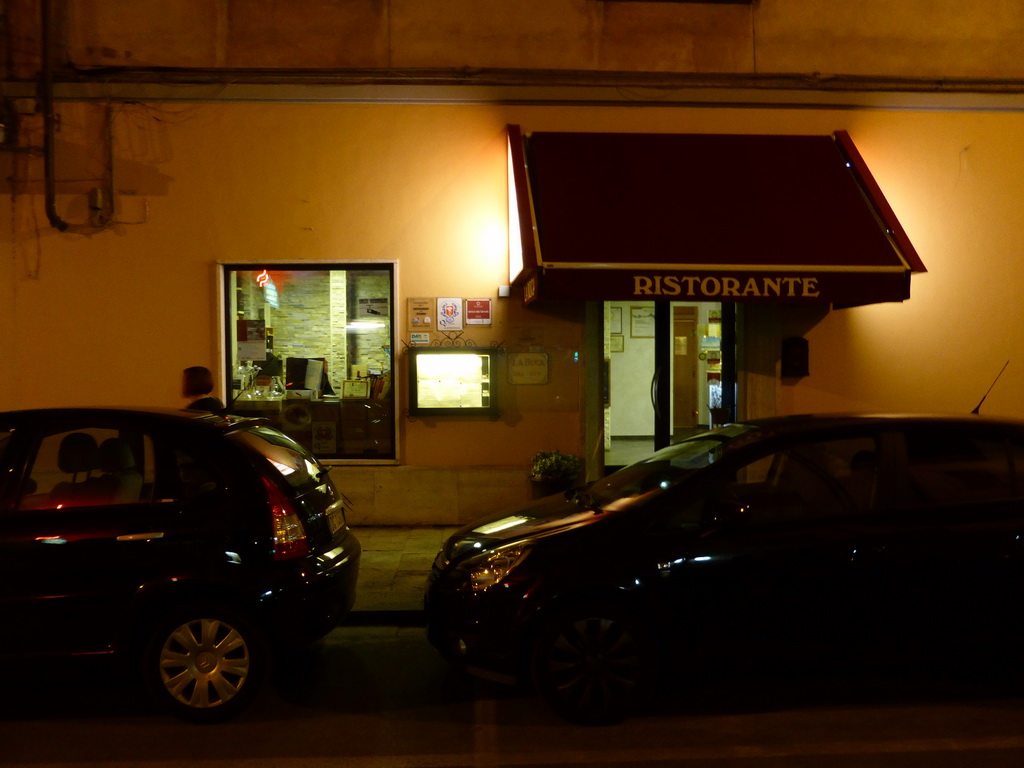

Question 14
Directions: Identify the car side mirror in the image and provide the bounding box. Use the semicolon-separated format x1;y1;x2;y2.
701;498;751;532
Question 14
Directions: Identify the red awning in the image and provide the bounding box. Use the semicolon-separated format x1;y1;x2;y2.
508;126;925;307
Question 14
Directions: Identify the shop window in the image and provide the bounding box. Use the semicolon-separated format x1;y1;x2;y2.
223;264;396;461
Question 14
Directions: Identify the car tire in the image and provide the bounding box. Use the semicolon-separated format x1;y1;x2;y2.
529;601;657;725
142;603;269;723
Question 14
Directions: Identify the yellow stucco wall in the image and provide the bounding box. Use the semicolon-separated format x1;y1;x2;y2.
6;99;1024;431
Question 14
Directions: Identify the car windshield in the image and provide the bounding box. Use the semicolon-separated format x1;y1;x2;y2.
588;423;757;509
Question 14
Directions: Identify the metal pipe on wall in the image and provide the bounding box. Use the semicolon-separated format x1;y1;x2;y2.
40;0;69;232
39;0;115;233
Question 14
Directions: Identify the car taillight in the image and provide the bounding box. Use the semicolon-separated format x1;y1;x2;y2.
263;476;310;560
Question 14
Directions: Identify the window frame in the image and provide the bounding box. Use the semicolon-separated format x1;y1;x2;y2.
219;261;398;464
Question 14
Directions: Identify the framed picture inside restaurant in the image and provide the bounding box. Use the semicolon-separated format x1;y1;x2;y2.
630;306;655;338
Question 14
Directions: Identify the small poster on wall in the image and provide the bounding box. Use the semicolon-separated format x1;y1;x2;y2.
237;319;266;361
437;298;464;331
358;297;389;319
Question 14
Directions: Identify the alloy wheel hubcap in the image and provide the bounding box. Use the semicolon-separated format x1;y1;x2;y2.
159;618;250;709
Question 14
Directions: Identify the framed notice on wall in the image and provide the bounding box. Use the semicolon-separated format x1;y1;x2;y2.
437;298;464;331
609;306;622;335
466;298;492;325
630;306;655;338
407;297;434;331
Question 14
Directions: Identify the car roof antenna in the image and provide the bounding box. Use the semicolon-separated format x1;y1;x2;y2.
971;360;1009;415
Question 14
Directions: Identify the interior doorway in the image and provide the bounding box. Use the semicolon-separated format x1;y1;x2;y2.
604;301;724;469
672;306;699;435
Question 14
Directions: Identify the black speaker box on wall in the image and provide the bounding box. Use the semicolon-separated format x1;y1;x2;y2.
781;337;809;378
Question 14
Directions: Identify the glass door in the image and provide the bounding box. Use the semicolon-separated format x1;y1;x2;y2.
604;300;725;469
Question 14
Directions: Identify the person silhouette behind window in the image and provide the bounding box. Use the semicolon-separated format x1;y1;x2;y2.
183;366;225;413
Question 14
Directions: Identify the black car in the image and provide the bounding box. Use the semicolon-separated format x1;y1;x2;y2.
0;407;360;722
426;414;1024;724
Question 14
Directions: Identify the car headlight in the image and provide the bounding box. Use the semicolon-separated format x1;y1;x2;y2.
458;542;532;592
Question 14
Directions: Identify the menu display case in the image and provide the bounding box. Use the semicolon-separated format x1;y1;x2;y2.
407;348;502;418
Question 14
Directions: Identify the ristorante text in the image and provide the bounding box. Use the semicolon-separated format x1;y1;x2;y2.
634;275;820;298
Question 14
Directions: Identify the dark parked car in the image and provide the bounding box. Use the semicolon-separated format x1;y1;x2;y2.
426;414;1024;724
0;407;360;722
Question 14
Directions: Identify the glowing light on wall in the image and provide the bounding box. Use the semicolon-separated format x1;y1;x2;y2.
508;135;525;284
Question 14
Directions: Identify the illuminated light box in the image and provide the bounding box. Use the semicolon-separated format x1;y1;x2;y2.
407;347;502;417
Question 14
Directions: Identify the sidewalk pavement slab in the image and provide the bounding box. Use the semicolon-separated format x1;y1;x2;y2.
347;526;458;626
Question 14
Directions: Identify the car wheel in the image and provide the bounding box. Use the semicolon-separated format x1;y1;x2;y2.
530;602;657;725
142;604;268;723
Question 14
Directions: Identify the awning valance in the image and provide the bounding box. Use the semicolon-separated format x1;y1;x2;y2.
507;126;925;307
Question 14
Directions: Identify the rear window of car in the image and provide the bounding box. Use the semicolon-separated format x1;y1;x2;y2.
229;425;329;493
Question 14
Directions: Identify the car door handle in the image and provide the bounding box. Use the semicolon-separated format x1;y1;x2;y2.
116;532;165;541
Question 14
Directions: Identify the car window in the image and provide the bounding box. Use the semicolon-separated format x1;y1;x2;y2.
229;425;328;493
656;435;878;531
723;436;877;528
733;437;876;526
904;428;1022;504
175;448;225;500
18;427;155;510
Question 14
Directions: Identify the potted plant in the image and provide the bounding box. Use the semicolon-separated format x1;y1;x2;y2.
530;449;583;498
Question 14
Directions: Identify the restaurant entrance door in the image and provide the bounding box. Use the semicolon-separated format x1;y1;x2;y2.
604;300;725;469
